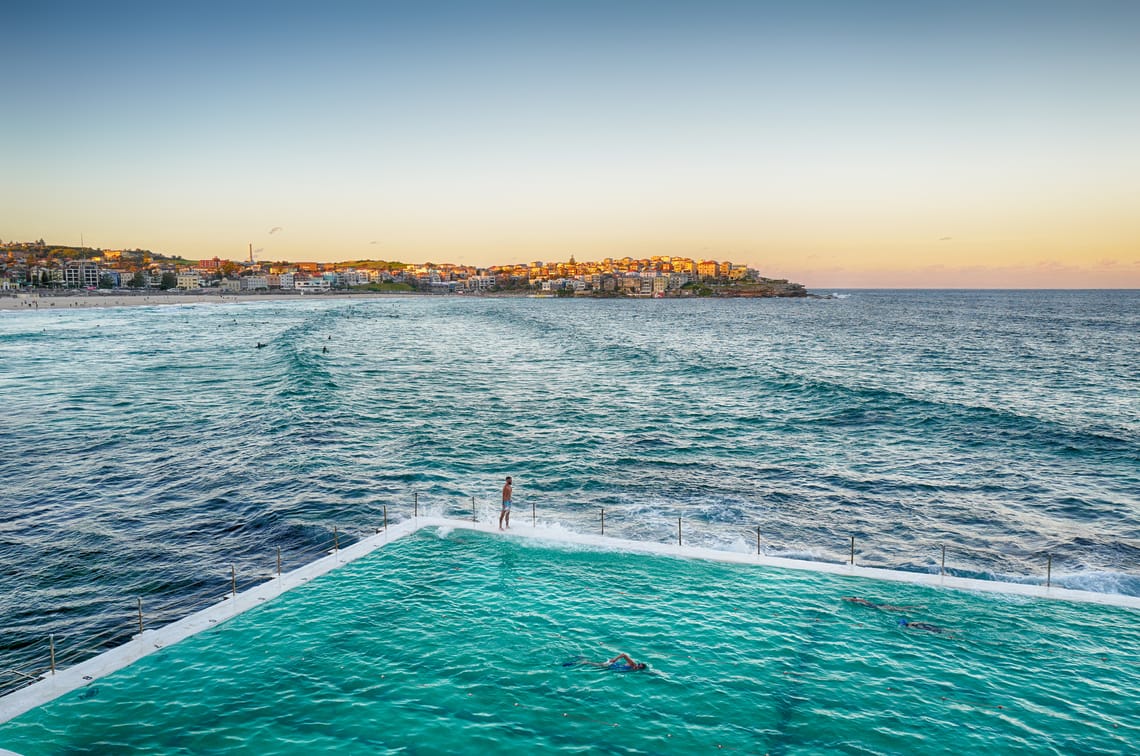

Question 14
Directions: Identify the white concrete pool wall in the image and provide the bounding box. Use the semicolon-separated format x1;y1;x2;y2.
3;515;1139;726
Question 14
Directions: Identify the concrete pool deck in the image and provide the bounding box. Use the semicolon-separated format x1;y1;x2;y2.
3;516;1138;726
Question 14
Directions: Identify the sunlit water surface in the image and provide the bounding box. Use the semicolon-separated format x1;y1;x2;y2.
1;291;1137;685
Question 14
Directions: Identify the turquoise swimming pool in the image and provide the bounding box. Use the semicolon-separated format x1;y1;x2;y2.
1;527;1136;754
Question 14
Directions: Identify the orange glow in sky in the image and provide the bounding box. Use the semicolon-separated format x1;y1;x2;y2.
3;2;1137;288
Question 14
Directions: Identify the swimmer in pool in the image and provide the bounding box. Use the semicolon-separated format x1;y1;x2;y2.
604;653;646;671
842;596;919;612
898;618;948;634
564;653;647;672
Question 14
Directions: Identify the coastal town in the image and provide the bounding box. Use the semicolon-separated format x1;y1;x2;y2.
0;240;807;297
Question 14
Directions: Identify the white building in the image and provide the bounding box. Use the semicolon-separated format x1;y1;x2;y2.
340;270;371;286
177;272;203;289
63;262;102;288
466;275;496;291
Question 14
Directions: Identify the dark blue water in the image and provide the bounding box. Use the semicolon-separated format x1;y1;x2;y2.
1;290;1137;690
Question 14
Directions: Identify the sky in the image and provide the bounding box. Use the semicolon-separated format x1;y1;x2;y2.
3;1;1138;288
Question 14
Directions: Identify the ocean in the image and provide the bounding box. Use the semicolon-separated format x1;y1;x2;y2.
1;290;1137;688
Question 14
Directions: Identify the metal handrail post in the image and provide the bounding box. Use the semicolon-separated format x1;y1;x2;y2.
137;597;144;634
601;508;605;536
850;536;855;566
49;634;56;675
231;565;237;599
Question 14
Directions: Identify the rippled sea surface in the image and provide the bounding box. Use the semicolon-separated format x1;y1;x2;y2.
2;529;1137;755
1;291;1138;687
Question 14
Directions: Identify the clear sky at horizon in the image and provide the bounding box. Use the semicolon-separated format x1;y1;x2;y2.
3;1;1138;288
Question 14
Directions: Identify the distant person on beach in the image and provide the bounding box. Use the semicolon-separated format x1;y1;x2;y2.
842;596;918;612
499;476;512;530
564;653;647;672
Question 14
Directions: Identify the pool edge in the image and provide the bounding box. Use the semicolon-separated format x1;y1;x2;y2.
3;516;1137;726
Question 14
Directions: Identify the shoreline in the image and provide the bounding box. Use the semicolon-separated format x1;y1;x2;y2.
0;289;818;311
0;290;404;311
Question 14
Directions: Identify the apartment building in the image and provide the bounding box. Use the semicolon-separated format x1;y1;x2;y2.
466;275;496;291
63;262;102;288
697;260;719;278
177;272;203;289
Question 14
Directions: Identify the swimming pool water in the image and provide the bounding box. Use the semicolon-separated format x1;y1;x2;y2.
1;528;1136;755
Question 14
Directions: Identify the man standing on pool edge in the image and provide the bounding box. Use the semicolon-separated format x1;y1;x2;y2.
499;476;512;530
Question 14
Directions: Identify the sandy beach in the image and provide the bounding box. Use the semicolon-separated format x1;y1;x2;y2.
0;290;399;311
